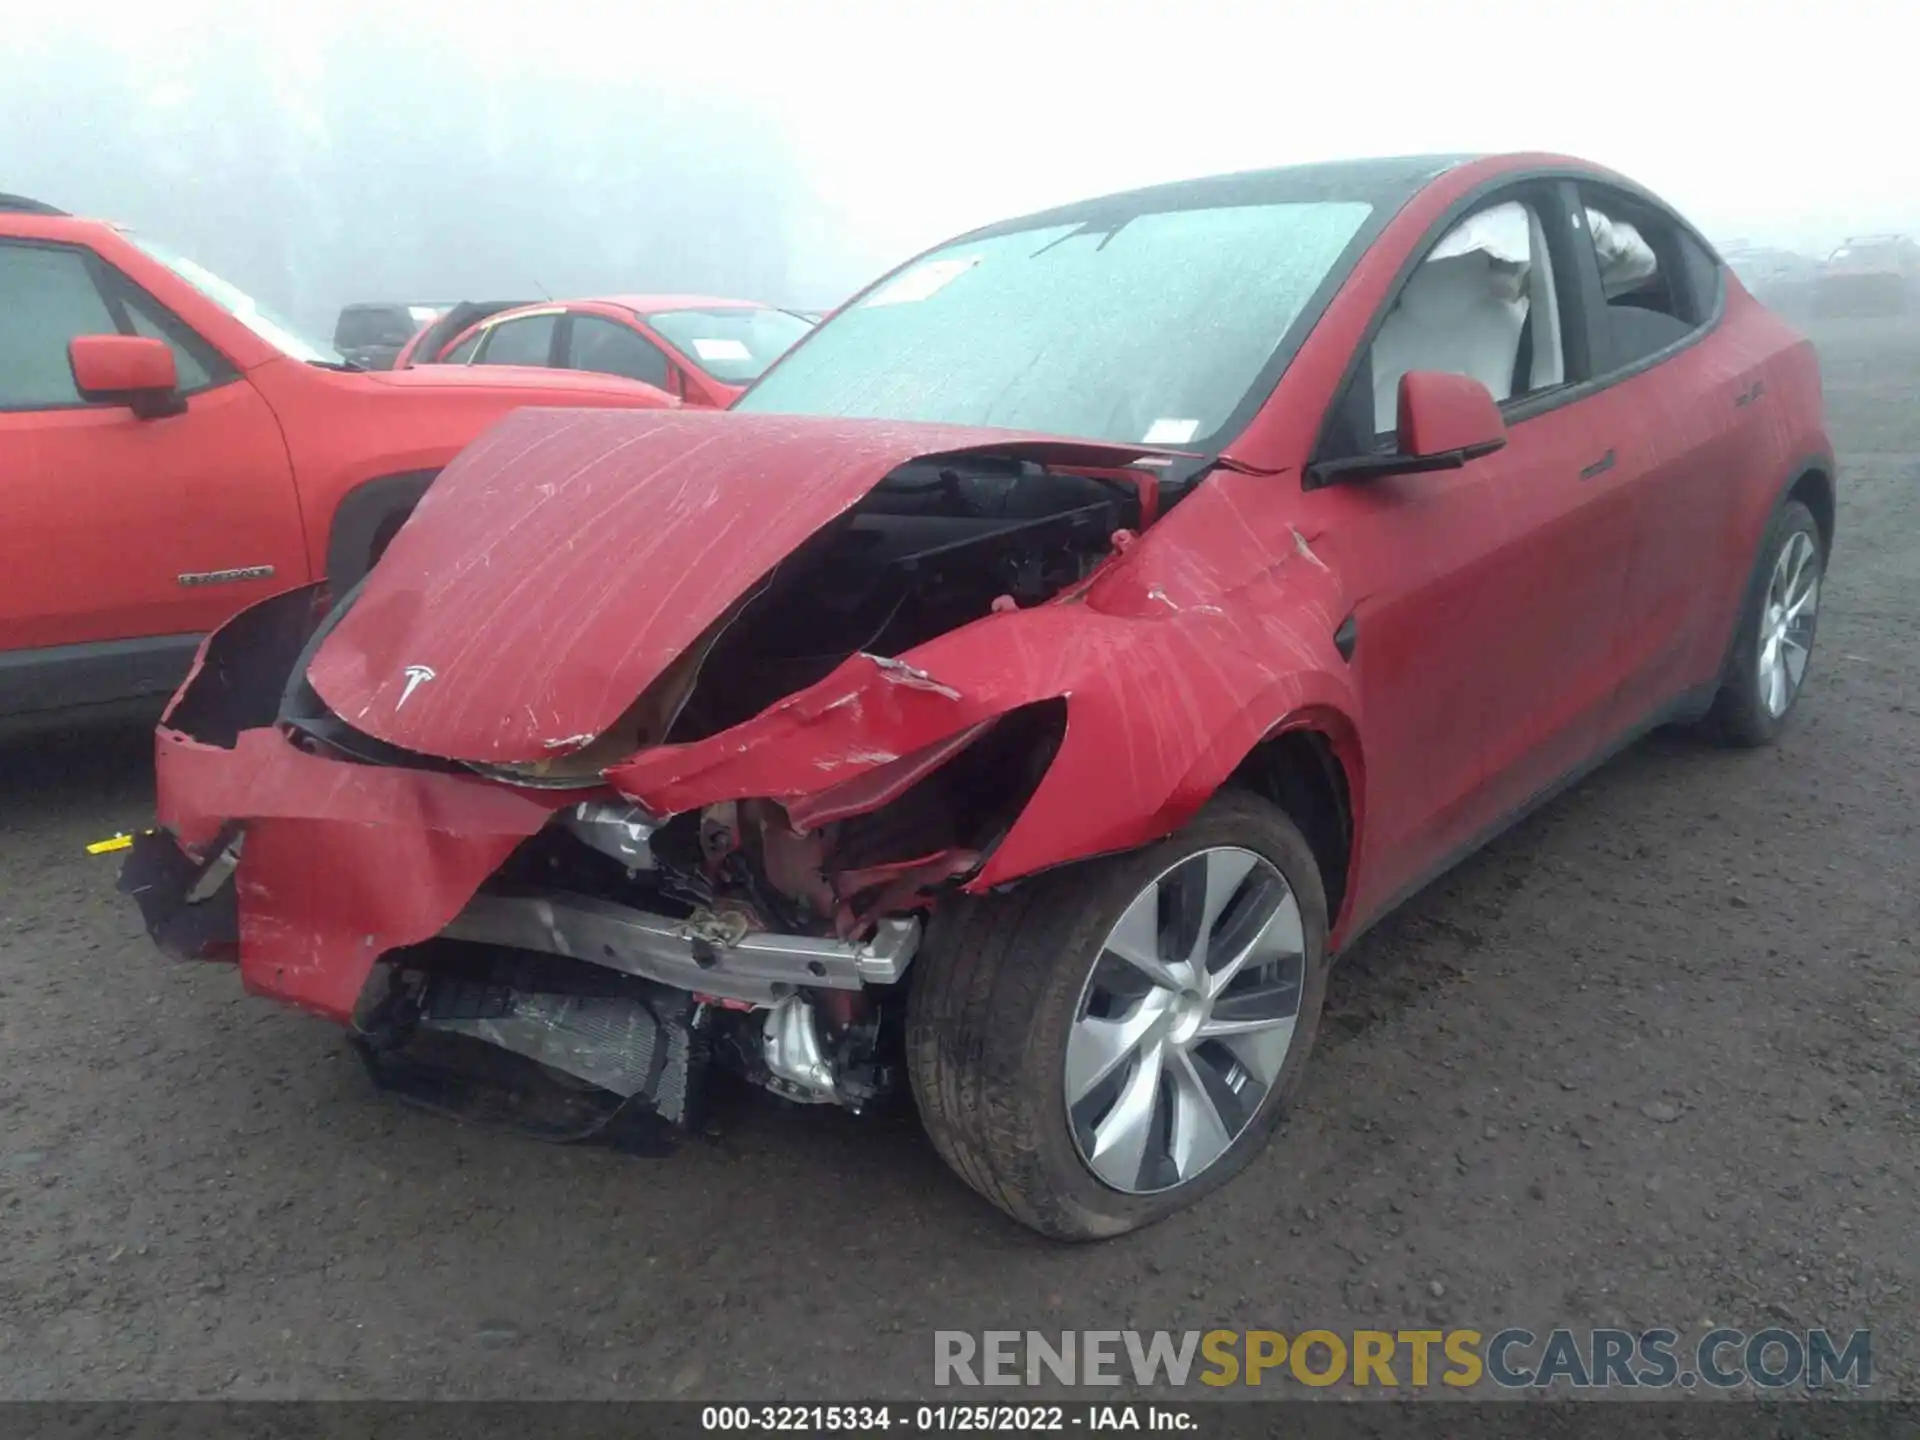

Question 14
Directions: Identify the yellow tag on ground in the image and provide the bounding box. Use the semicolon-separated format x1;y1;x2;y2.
86;834;134;855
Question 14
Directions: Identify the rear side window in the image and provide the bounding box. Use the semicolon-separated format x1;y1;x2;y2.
1577;187;1719;372
477;314;557;367
566;315;670;386
0;242;118;408
1677;231;1723;318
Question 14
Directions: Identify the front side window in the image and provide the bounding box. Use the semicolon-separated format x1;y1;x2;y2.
115;284;219;392
477;314;558;367
0;242;119;408
735;199;1373;447
1366;197;1569;436
567;315;670;386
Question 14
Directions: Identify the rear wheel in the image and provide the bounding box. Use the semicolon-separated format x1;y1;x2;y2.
906;791;1329;1240
1704;499;1823;748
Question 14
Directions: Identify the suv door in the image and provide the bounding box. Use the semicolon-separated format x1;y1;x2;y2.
1306;184;1637;897
0;239;303;718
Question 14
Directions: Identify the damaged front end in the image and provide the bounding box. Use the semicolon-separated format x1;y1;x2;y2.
123;410;1174;1145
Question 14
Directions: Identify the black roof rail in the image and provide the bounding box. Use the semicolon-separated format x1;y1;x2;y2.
0;193;68;216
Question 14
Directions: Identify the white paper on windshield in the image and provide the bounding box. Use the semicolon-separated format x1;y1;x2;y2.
863;257;980;307
691;337;752;362
1143;418;1200;445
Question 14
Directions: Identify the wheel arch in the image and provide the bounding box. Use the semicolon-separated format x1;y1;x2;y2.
1226;715;1362;934
967;663;1366;907
1782;458;1835;558
322;468;441;592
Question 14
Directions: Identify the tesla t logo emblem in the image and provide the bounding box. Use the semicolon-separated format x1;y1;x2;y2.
397;664;436;709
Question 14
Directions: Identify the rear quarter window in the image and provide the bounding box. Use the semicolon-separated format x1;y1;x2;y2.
1678;232;1723;321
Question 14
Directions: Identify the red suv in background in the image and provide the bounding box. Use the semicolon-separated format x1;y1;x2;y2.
397;295;815;406
0;194;678;730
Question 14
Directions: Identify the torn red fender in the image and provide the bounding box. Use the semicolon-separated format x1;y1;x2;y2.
603;652;1002;817
786;720;996;834
155;726;575;1021
893;602;1361;892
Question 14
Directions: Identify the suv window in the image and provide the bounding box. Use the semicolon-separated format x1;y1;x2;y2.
0;242;119;409
0;241;229;409
1577;187;1719;371
566;315;670;387
109;280;220;392
477;314;557;367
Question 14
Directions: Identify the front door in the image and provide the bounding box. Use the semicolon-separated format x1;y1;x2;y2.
1300;184;1639;915
0;238;303;713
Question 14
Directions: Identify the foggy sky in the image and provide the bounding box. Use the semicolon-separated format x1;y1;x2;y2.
4;0;1913;331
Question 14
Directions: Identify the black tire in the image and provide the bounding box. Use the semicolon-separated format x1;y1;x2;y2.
906;790;1330;1241
1702;499;1824;748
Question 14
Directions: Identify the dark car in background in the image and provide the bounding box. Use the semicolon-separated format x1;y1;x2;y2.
391;300;528;371
1723;244;1819;317
1815;235;1920;317
333;301;451;370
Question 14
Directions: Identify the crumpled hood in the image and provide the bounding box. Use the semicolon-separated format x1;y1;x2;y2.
306;407;1171;764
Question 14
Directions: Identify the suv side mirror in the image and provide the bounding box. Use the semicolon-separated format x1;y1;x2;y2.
1307;370;1508;487
69;335;184;419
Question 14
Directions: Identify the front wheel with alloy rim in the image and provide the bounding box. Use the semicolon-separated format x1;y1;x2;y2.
906;791;1330;1240
1705;498;1824;748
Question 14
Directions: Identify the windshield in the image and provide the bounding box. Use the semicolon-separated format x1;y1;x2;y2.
126;234;346;364
643;306;814;383
734;199;1372;447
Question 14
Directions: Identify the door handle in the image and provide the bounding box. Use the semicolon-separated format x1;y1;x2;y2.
1579;449;1617;481
1734;379;1766;408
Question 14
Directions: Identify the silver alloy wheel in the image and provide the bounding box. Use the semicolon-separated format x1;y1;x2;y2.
1759;530;1821;718
1064;846;1306;1195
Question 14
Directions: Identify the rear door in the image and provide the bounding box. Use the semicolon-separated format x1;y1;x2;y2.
1566;183;1763;732
0;238;302;715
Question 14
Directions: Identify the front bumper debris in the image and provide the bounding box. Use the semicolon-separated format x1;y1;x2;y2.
119;581;917;1143
348;965;701;1150
439;892;920;1005
119;823;242;963
126;583;576;1022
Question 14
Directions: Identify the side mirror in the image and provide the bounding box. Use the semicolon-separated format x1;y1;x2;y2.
1395;370;1508;461
1306;369;1508;487
69;335;184;419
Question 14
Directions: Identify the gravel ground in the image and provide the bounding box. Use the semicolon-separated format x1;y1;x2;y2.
0;316;1913;1401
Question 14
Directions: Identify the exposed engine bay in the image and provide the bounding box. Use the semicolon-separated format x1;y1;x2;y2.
125;440;1189;1145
